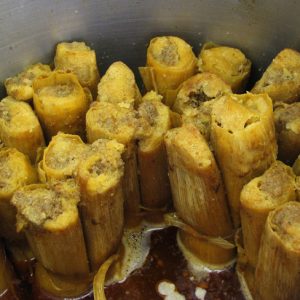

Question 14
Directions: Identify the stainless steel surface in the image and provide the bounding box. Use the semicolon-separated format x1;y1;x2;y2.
0;0;299;88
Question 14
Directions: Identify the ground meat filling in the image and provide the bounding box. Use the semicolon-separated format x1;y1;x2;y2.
153;38;180;66
88;156;122;177
12;188;63;226
271;203;300;251
37;83;75;98
275;103;300;131
258;164;293;198
138;102;158;127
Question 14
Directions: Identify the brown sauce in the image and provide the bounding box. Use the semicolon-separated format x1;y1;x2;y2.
3;227;245;300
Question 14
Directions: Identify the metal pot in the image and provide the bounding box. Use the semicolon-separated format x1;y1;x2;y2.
0;0;299;87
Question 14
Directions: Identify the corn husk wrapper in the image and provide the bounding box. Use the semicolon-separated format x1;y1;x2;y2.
54;41;100;97
165;125;234;265
33;71;90;141
0;148;37;241
198;42;251;93
0;96;45;162
240;161;296;268
76;139;125;271
252;48;300;103
11;180;89;276
139;36;197;106
211;93;277;227
138;91;172;209
4;63;51;102
255;201;300;300
97;61;141;109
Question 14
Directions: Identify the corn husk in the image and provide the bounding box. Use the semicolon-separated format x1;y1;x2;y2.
165;125;234;265
198;42;251;93
35;262;92;298
54;41;100;97
251;48;300;103
0;96;45;162
173;72;231;114
138;91;172;209
240;161;296;268
4;63;51;102
255;201;300;300
211;93;277;227
33;71;90;141
274;102;300;164
139;36;197;106
0;148;37;241
76;139;125;271
97;61;141;109
86;101;140;215
11;180;89;276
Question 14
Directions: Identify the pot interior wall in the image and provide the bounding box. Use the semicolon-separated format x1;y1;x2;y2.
0;0;299;93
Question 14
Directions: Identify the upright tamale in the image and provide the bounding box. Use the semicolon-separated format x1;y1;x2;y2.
138;91;171;209
11;180;89;276
33;71;90;141
274;102;300;163
255;201;300;300
173;72;231;115
86;101;140;214
76;139;125;271
54;41;100;96
251;48;300;103
0;96;45;162
198;43;251;93
0;148;37;241
240;161;296;268
165;125;234;265
4;63;51;102
211;93;277;227
39;132;88;182
97;61;141;109
139;36;197;106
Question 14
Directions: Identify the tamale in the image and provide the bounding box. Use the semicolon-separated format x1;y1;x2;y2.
165;125;234;265
97;61;141;109
39;132;87;182
0;148;37;241
240;161;296;268
76;139;125;271
139;36;197;105
255;201;300;300
274;102;300;163
173;72;231;115
198;43;251;93
251;48;300;103
11;180;89;276
86;101;140;214
4;63;51;102
211;93;277;227
138;91;172;209
54;41;100;97
0;96;45;162
33;71;90;141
